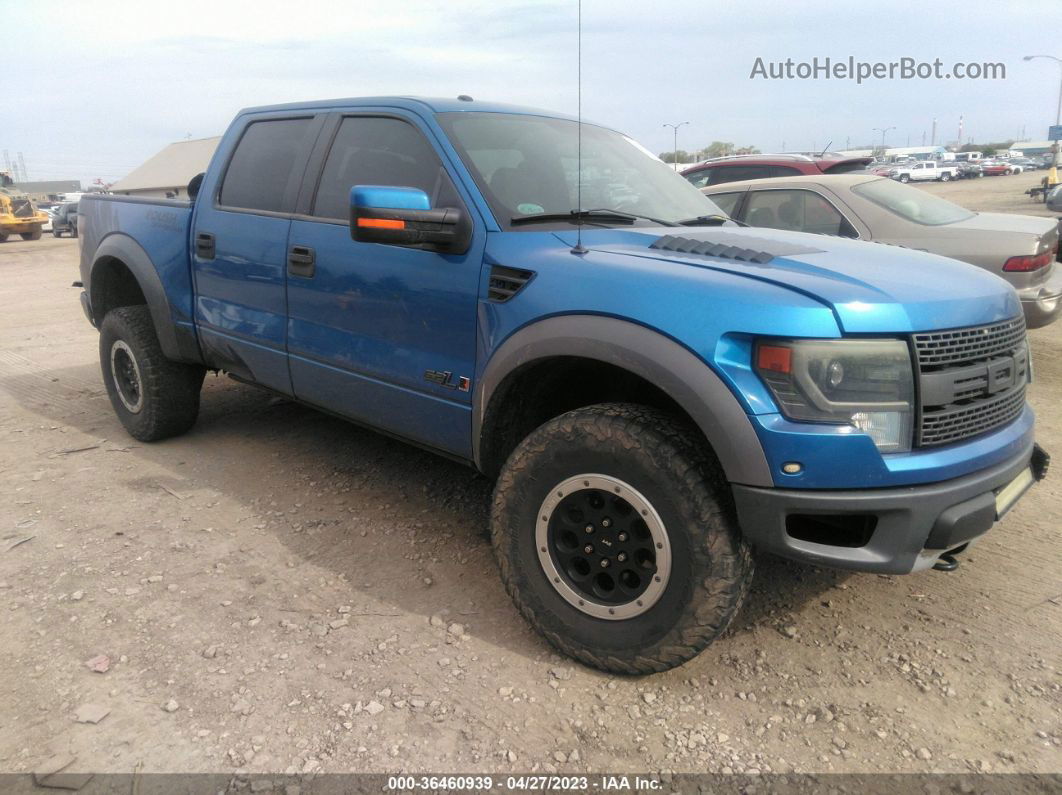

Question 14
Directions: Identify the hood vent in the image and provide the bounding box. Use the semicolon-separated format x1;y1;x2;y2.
649;232;825;264
488;265;534;302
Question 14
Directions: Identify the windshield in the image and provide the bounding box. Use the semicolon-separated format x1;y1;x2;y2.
851;177;975;226
437;112;724;227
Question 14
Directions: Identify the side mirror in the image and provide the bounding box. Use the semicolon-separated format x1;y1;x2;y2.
350;185;471;254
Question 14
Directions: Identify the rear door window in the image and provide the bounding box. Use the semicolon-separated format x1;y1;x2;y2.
708;165;773;185
219;118;317;213
743;189;857;237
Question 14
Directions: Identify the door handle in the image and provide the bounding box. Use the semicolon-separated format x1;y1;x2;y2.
288;245;316;278
195;232;215;260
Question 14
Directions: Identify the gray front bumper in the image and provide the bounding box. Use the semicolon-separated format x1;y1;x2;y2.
732;441;1043;574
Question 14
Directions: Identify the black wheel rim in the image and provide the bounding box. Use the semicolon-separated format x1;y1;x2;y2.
537;474;671;620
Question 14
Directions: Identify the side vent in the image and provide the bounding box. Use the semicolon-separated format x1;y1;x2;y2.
488;265;534;302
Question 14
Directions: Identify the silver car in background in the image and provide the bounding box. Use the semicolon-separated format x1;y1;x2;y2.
702;174;1062;328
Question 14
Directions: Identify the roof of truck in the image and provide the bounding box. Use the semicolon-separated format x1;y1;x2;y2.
238;96;579;120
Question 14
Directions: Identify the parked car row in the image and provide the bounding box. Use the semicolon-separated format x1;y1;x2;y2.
700;173;1061;328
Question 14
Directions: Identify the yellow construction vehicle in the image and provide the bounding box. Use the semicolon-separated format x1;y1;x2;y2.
0;171;49;242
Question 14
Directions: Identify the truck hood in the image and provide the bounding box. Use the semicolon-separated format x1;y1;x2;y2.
552;225;1020;333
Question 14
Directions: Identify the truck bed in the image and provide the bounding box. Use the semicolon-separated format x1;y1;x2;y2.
78;194;197;346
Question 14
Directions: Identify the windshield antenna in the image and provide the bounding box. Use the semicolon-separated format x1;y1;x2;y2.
571;0;587;255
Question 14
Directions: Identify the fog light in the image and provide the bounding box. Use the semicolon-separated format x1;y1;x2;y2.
782;462;803;475
850;411;911;453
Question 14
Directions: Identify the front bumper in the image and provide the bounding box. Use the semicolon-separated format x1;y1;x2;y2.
732;442;1048;574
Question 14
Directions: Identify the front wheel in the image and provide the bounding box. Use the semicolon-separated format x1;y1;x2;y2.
99;306;205;441
940;173;951;182
52;228;62;237
21;228;42;240
899;174;910;183
0;232;8;243
491;404;753;674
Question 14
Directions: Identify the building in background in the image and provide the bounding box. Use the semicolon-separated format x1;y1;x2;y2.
12;180;82;202
111;137;220;199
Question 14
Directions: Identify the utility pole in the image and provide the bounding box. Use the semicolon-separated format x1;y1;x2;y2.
931;118;937;146
1022;55;1062;178
872;126;896;156
17;153;28;183
662;121;689;168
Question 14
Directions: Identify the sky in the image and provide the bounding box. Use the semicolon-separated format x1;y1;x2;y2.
6;0;1062;186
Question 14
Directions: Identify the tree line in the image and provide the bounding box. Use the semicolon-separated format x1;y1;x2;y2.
658;142;761;163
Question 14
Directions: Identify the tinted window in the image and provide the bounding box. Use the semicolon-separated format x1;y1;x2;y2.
771;166;803;178
743;189;857;237
313;117;448;220
706;191;743;218
708;166;773;185
683;168;712;188
219;118;315;213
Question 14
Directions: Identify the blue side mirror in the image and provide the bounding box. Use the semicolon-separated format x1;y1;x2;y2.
350;185;470;254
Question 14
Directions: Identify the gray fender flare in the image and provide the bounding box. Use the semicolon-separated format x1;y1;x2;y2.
90;234;182;361
473;315;773;487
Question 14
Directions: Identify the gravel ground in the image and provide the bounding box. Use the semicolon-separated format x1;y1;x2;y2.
0;173;1059;781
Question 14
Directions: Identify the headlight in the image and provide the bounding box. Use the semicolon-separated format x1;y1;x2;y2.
754;339;915;453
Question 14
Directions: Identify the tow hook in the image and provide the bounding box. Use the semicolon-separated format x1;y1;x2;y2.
933;553;960;572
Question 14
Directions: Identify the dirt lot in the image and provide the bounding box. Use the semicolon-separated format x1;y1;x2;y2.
919;169;1059;217
1;174;1060;782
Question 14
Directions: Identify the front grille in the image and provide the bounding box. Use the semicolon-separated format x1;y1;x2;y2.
914;316;1028;447
913;316;1026;370
920;383;1026;446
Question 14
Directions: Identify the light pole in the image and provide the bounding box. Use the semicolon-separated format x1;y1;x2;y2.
872;126;896;158
1022;55;1062;176
663;122;689;169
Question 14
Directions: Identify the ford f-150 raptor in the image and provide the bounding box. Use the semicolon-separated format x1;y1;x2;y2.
77;97;1048;673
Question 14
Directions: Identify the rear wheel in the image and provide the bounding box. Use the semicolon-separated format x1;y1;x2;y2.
491;403;753;674
0;232;8;243
20;228;42;241
899;174;910;183
940;173;951;182
99;306;205;441
52;228;62;237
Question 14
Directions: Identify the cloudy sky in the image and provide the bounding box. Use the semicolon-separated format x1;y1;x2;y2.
6;0;1061;186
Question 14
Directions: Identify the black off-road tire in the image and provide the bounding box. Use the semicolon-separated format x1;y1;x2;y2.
491;403;753;674
21;228;42;240
0;233;8;243
99;306;205;441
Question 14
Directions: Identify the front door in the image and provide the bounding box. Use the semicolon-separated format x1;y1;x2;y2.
285;113;484;457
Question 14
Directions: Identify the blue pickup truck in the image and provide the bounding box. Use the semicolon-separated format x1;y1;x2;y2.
78;96;1048;673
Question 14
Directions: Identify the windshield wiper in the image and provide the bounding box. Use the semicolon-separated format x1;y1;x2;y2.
676;214;748;227
510;208;678;227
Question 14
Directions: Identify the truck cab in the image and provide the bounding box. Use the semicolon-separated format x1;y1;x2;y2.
76;97;1047;674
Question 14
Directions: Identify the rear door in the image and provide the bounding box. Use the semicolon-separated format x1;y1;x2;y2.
284;111;485;458
191;114;324;394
